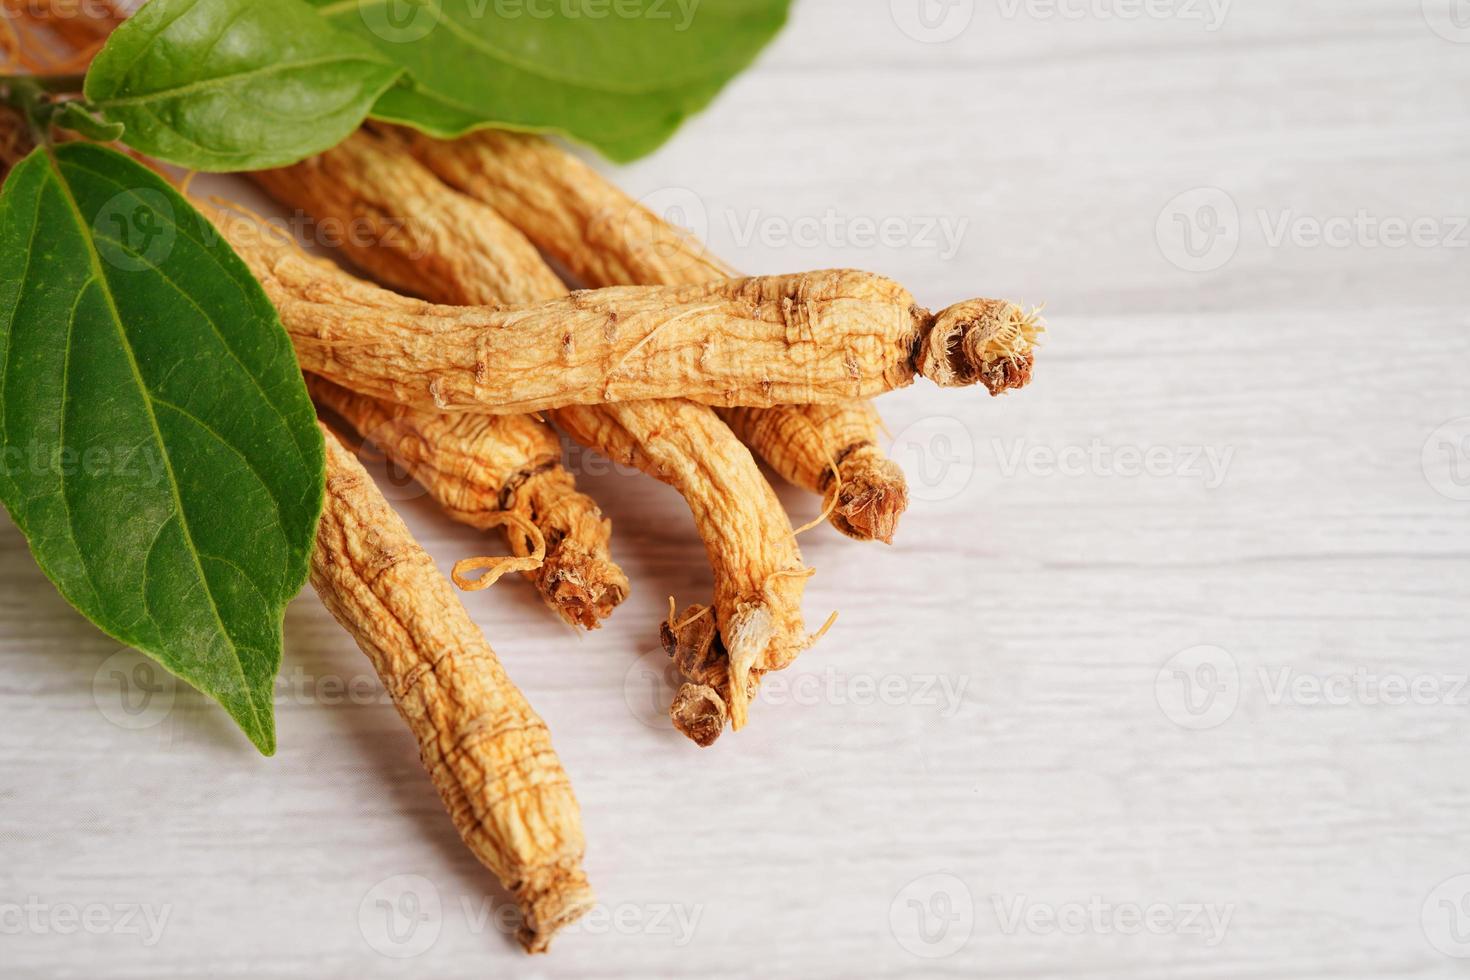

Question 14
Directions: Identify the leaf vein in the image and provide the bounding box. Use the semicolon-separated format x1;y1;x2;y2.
44;148;269;740
97;54;395;110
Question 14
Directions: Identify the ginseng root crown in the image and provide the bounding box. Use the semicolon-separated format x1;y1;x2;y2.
915;299;1044;395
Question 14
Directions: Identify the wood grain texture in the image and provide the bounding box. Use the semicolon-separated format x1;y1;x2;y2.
3;0;1469;975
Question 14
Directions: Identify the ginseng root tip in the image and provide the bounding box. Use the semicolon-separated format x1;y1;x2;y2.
824;447;909;543
916;299;1044;395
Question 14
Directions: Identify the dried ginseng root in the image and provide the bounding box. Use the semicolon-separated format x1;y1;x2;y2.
554;400;813;730
385;126;736;288
393;127;916;542
246;138;628;627
723;402;908;543
251;128;566;306
312;424;593;953
255;134;819;736
310;376;628;629
660;604;760;747
259;267;1039;415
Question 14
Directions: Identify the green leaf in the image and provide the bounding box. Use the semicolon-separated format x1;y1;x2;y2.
83;0;405;171
51;102;126;143
0;143;325;754
307;0;791;162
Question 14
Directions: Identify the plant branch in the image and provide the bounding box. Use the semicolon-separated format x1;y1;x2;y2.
0;74;90;148
0;73;87;95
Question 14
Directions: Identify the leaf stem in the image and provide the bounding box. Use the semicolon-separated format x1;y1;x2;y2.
0;73;87;96
0;75;88;148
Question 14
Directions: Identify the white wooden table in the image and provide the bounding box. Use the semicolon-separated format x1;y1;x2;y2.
4;1;1468;975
